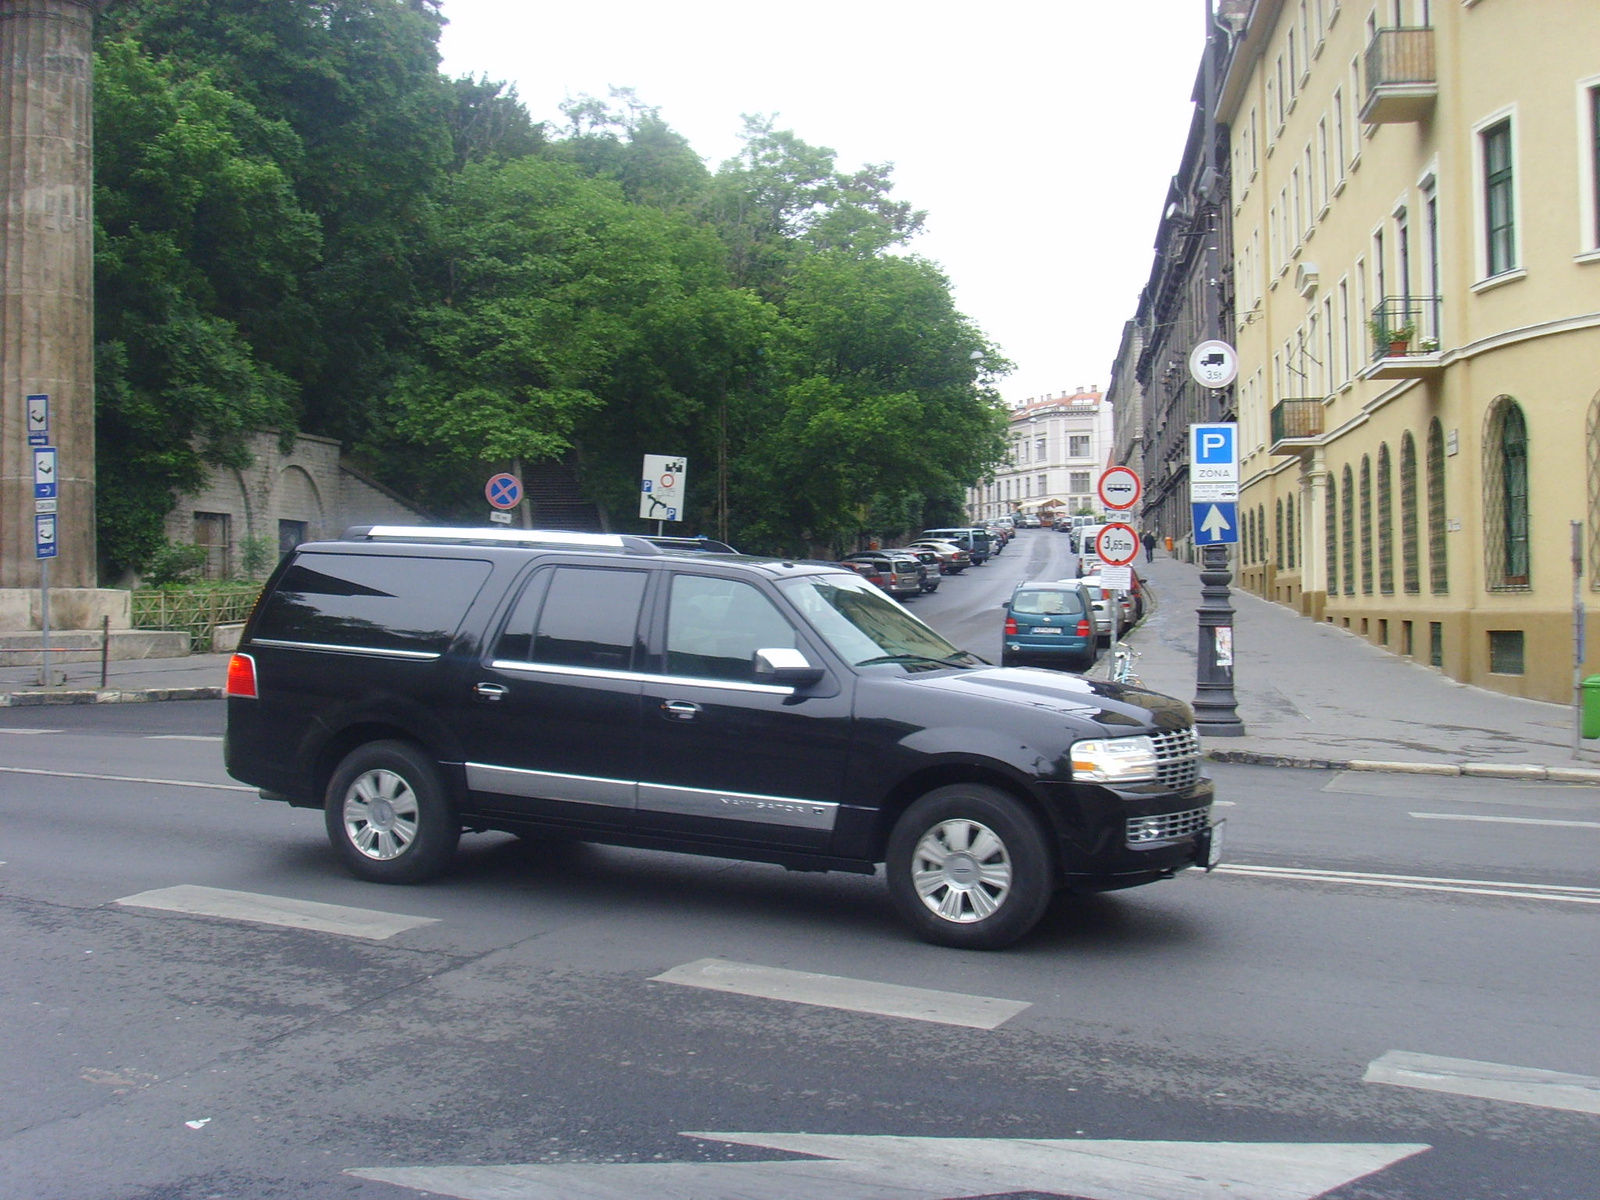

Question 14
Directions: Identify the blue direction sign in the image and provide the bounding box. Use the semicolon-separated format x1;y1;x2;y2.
26;394;49;446
485;472;522;511
36;512;57;559
1192;501;1239;545
33;447;57;499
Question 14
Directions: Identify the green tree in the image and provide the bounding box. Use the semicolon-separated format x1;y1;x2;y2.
93;39;320;575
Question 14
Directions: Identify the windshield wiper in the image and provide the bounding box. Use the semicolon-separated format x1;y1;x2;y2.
854;652;972;669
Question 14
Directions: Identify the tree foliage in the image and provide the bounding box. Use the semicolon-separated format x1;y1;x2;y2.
90;3;1008;571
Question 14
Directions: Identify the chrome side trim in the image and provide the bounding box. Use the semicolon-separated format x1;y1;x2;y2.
637;782;838;831
489;659;793;695
251;638;439;661
466;763;634;809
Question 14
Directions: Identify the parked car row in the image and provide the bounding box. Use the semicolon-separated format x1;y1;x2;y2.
840;521;1022;598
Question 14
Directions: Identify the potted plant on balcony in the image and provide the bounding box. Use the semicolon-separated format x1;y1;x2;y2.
1368;317;1416;356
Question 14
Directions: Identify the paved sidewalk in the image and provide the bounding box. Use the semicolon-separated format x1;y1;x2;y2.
1107;552;1600;781
0;652;229;706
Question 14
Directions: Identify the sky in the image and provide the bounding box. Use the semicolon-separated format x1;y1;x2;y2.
435;0;1210;407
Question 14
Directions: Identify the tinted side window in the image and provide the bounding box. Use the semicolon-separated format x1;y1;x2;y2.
255;553;491;654
666;575;796;682
530;567;647;671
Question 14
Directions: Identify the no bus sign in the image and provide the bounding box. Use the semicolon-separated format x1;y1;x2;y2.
1097;466;1141;511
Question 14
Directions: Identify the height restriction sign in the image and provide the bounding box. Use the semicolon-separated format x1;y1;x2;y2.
1095;522;1141;567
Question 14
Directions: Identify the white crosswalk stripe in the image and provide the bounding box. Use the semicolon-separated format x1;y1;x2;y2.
1365;1051;1600;1115
115;884;437;940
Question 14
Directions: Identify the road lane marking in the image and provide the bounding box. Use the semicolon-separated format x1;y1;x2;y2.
1409;811;1600;829
114;885;437;940
1213;863;1600;904
144;734;224;742
0;728;60;734
349;1134;1431;1200
1365;1051;1600;1115
652;957;1030;1029
0;765;253;792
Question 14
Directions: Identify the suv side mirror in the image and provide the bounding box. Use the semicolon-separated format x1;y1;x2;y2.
753;647;825;686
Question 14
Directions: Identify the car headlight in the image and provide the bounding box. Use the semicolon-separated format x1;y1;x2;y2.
1071;735;1158;783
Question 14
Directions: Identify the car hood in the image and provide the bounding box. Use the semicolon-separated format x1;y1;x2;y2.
904;666;1194;732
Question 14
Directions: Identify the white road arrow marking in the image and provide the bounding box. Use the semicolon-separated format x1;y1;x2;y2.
347;1133;1430;1200
1200;505;1230;539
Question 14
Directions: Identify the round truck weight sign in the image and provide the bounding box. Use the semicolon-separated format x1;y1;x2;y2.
1095;522;1141;567
1188;339;1239;389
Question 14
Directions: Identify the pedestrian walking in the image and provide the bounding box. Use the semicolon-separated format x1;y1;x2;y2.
1142;529;1157;562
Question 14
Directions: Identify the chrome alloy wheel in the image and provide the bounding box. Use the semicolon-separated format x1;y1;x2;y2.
341;768;420;861
910;818;1013;923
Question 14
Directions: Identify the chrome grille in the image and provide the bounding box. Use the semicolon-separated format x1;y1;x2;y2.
1152;726;1201;791
1126;807;1210;848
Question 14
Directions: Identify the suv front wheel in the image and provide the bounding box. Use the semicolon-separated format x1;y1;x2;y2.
325;741;460;884
886;784;1053;949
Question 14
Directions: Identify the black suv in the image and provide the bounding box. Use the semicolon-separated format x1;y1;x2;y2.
225;526;1219;949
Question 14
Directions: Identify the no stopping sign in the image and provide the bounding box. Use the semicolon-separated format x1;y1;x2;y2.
1096;522;1140;567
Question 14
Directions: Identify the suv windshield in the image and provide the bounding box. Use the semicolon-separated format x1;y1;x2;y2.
779;573;977;669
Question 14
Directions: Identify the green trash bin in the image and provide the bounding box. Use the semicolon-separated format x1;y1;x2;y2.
1584;676;1600;740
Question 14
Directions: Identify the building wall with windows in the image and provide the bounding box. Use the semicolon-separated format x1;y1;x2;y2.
1220;0;1600;702
966;388;1114;522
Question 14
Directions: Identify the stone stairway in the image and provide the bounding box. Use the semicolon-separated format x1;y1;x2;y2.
522;459;604;531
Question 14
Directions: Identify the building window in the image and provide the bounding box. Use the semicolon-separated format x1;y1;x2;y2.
1377;444;1394;594
1429;620;1443;667
1484;397;1531;589
1037;473;1048;496
1275;500;1285;568
1036;437;1047;460
1588;390;1600;589
1590;85;1600;248
1400;432;1420;593
1069;435;1091;457
1488;630;1525;675
1341;464;1356;595
1359;456;1373;594
1287;493;1297;568
193;512;231;581
1482;119;1516;277
1325;475;1338;594
1427;419;1448;594
1070;471;1091;493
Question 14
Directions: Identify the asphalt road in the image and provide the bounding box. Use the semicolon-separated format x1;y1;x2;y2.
2;538;1597;1200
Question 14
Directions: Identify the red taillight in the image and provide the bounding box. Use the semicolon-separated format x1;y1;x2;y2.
226;652;258;699
1004;617;1018;635
1077;619;1091;636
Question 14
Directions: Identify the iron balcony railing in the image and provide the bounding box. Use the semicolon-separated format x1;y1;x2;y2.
1369;295;1442;360
1271;398;1325;444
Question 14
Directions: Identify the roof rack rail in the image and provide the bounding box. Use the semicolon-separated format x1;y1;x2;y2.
341;526;662;555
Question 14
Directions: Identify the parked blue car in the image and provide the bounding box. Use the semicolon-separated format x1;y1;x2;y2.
1001;580;1096;671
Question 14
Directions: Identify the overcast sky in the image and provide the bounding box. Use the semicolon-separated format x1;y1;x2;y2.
435;0;1209;407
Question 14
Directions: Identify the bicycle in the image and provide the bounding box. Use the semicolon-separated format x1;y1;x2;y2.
1109;640;1142;686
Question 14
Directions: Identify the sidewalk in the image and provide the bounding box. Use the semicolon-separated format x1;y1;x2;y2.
0;652;229;707
1107;552;1600;781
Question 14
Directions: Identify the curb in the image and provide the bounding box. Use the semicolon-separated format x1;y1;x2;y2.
0;686;223;707
1204;747;1600;783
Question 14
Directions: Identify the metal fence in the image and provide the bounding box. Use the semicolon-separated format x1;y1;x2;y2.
131;585;262;644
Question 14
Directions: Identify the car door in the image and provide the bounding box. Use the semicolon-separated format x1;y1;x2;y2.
455;562;650;828
634;570;853;853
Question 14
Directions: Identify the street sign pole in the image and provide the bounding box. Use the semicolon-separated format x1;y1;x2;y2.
1188;422;1244;737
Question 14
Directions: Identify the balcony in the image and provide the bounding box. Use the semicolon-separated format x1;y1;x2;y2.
1360;28;1437;124
1367;296;1445;380
1271;398;1324;452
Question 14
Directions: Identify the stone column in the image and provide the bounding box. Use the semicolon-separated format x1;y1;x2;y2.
1;0;103;592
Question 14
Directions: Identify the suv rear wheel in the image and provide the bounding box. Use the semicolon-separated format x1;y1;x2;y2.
886;784;1052;949
325;741;460;884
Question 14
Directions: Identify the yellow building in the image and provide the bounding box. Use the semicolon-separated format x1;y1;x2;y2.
1218;0;1600;702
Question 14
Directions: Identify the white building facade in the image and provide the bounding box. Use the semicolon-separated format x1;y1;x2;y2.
967;387;1115;522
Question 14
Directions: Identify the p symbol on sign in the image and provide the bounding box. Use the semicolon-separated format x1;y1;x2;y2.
1202;432;1228;457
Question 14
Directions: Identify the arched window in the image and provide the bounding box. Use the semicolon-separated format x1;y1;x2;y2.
1377;445;1393;595
1341;464;1356;595
1484;397;1530;588
1286;494;1297;568
1400;433;1419;594
1427;419;1448;594
1359;455;1374;594
1275;500;1285;568
1325;474;1338;594
1588;390;1600;590
1259;504;1267;567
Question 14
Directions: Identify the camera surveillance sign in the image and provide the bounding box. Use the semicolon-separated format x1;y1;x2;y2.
640;454;686;521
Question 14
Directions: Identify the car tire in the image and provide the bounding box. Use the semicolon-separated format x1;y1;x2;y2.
886;784;1054;950
324;740;460;884
1073;650;1097;672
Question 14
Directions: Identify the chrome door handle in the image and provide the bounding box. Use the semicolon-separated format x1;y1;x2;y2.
661;700;701;721
473;682;508;702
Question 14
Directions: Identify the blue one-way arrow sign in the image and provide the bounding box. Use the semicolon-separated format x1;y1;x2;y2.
1192;501;1238;545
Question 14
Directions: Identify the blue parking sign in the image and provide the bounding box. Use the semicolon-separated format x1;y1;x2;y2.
1191;424;1236;466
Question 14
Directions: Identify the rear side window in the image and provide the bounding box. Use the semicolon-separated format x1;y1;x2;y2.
518;566;648;671
1011;589;1085;616
254;553;491;655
